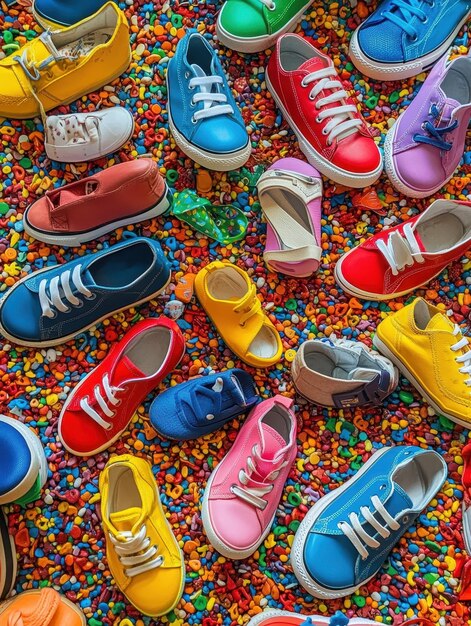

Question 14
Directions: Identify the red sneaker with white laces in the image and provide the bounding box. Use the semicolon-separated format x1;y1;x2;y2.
335;199;471;300
266;33;382;187
58;317;185;456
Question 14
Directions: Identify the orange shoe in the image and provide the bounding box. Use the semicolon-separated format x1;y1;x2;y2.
0;588;85;626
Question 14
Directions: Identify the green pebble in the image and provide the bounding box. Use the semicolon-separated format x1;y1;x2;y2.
273;525;288;536
424;540;441;553
25;30;37;40
19;157;32;169
189;571;198;578
399;391;414;404
285;299;297;311
194;596;207;611
326;417;337;432
287;491;302;506
342;421;355;434
0;202;9;215
438;415;455;430
3;31;13;44
353;595;366;607
310;324;318;333
87;575;95;585
387;565;398;575
88;619;102;626
111;602;125;615
345;62;354;72
338;446;352;458
365;95;379;109
424;573;439;584
389;91;400;103
348;436;359;446
289;520;300;532
17;252;26;263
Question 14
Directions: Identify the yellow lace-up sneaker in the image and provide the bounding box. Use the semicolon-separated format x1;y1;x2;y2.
373;297;471;427
0;2;130;120
99;454;185;617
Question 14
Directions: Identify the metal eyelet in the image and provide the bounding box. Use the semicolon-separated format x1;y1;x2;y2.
184;71;190;79
409;33;418;42
300;78;307;88
75;300;83;309
379;483;387;491
421;16;428;23
190;99;196;108
268;2;276;10
402;515;410;524
322;128;328;135
308;94;315;101
191;116;197;124
87;293;97;301
315;116;322;123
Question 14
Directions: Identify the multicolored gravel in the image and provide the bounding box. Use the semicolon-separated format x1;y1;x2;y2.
0;0;470;624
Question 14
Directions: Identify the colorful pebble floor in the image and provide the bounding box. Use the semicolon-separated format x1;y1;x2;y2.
0;0;471;625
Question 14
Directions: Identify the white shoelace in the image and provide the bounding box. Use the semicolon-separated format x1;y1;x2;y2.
109;525;164;577
47;114;101;146
257;0;276;8
230;444;287;510
301;67;362;144
80;373;124;430
189;74;234;122
376;223;424;276
451;325;471;389
337;494;400;559
39;264;93;319
13;33;77;122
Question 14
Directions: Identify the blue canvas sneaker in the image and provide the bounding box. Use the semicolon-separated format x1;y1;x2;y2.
0;415;48;507
0;508;16;600
349;0;471;80
149;369;259;440
166;31;251;171
291;445;447;598
0;237;171;347
32;0;114;29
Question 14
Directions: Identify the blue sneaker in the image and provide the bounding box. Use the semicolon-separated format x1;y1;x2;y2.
0;415;48;506
32;0;114;29
149;369;259;440
291;445;447;598
166;31;251;171
349;0;471;81
0;237;170;347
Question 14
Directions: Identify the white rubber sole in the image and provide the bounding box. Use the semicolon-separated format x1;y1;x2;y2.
265;73;383;188
372;333;470;429
0;269;171;348
166;97;251;172
215;0;313;54
383;122;458;199
0;590;86;624
349;15;471;81
201;468;277;560
334;250;447;301
44;109;134;163
23;187;170;247
247;610;379;626
290;446;392;599
57;342;186;456
0;417;48;505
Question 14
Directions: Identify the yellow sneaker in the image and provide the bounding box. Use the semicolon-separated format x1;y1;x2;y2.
373;297;471;427
99;454;185;617
0;2;130;119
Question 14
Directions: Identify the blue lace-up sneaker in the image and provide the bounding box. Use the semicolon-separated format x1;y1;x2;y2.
291;445;447;598
33;0;115;29
149;369;259;440
0;237;171;347
166;31;251;171
349;0;471;80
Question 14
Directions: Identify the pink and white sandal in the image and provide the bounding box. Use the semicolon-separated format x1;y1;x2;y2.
257;158;323;277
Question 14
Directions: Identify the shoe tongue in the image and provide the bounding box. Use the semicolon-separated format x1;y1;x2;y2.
109;507;141;533
386;483;413;517
113;354;146;383
191;63;214;111
426;312;455;332
347;367;377;382
54;181;96;207
298;56;328;73
259;423;287;461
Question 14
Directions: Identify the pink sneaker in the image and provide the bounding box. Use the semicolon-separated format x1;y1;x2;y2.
257;157;322;278
201;395;297;559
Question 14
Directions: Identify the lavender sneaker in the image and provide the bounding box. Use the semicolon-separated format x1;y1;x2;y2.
384;53;471;198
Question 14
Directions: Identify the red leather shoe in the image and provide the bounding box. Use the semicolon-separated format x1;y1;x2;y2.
58;317;185;455
266;33;382;188
335;199;471;300
23;158;170;247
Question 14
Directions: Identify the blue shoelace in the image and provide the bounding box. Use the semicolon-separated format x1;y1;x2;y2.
300;613;349;626
383;0;434;39
413;103;458;151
